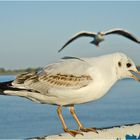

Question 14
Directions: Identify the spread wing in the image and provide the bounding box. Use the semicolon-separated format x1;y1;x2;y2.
104;28;140;43
12;57;93;94
58;31;97;52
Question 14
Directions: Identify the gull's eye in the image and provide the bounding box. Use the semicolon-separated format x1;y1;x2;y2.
118;61;122;67
126;63;132;68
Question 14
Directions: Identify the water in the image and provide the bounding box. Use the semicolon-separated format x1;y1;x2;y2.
0;75;140;139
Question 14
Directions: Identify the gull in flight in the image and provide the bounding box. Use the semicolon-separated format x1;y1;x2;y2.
58;28;140;52
0;52;140;136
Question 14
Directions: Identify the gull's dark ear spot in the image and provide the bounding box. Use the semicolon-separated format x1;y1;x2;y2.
118;61;122;67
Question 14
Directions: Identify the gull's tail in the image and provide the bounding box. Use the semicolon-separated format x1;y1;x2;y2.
0;80;43;103
0;80;27;96
0;80;14;95
90;40;99;47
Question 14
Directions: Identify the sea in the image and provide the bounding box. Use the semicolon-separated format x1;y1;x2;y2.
0;75;140;139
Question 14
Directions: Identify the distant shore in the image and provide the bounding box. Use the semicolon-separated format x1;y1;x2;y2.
0;66;139;75
0;67;41;75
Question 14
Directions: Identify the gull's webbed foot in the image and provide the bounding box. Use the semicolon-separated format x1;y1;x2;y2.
64;128;83;137
80;127;98;133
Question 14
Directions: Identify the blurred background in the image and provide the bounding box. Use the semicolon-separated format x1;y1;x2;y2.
0;1;140;70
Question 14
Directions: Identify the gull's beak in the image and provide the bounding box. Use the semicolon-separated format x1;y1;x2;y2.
130;69;140;82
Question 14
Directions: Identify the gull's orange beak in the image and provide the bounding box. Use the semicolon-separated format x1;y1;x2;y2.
130;69;140;82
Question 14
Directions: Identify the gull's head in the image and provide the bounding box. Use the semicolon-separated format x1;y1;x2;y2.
97;32;105;41
115;53;140;82
91;32;105;46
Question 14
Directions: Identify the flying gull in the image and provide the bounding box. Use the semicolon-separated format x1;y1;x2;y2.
0;52;140;136
58;28;140;52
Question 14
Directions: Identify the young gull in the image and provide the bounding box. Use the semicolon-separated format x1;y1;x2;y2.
0;52;140;136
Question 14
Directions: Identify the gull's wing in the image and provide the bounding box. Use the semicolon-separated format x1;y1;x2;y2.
12;57;93;94
58;31;97;52
104;28;140;43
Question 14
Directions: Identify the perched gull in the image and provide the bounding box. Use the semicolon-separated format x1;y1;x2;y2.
0;52;140;136
58;28;140;52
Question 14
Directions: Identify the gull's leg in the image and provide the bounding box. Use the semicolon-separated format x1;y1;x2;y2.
70;106;98;133
57;106;83;137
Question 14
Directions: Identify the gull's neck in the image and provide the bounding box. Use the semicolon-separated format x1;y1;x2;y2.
85;53;120;83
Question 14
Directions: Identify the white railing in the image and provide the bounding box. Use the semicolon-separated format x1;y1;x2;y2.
30;123;140;140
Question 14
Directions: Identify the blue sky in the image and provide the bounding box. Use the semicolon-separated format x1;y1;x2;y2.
0;1;140;69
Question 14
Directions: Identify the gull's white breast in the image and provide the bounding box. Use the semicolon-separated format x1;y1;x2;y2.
10;54;120;106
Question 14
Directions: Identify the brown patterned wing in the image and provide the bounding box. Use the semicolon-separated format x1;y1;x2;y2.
39;73;92;89
12;57;93;93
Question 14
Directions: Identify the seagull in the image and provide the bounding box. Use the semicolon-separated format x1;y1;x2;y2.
0;52;140;137
58;28;140;52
